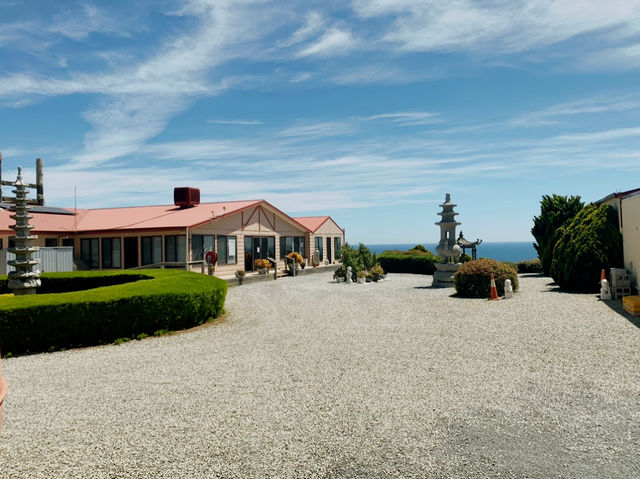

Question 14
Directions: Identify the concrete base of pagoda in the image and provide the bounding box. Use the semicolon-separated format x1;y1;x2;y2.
432;262;461;287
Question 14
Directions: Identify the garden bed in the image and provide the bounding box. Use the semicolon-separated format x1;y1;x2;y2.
0;270;227;356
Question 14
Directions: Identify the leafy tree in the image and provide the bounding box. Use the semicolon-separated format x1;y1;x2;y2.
551;203;623;292
358;243;375;270
337;243;364;281
531;194;584;276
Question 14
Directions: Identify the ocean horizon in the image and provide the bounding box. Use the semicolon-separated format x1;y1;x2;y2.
364;242;537;263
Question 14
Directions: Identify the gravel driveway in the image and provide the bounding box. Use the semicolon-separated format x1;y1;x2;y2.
2;273;639;478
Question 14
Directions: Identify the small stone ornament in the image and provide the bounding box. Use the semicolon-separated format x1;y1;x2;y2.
346;266;353;284
504;279;514;299
600;279;612;301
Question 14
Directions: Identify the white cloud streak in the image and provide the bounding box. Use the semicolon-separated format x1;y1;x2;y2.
296;27;359;58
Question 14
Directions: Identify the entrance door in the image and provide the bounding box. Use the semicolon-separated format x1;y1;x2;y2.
244;237;253;271
124;237;139;269
247;236;275;271
326;237;332;263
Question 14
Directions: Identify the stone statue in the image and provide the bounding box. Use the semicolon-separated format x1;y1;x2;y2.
600;279;612;301
504;279;514;299
346;266;353;284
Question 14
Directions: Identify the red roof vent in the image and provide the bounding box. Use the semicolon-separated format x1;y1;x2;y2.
174;187;200;208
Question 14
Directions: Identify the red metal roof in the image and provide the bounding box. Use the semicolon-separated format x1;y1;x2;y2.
292;216;345;233
0;200;264;235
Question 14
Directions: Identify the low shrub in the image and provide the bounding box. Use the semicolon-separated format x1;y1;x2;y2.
454;258;519;298
517;258;543;274
460;253;473;263
503;261;518;272
0;270;227;356
368;264;384;280
551;203;623;293
377;249;439;275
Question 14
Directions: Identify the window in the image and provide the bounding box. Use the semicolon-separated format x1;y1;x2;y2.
165;235;186;262
45;238;58;247
141;236;162;265
192;235;214;261
81;238;99;269
101;238;121;269
217;235;237;264
280;236;305;258
315;236;324;262
0;238;3;249
335;237;342;259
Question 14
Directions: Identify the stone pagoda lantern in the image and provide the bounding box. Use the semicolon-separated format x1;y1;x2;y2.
6;167;41;295
433;193;462;287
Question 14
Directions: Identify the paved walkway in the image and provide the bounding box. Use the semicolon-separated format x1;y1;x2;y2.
2;273;639;478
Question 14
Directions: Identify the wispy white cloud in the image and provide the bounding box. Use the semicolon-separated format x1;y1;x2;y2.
48;4;132;40
551;126;640;143
578;43;640;71
208;119;264;125
290;72;312;83
352;0;640;57
280;11;325;48
362;111;441;125
278;121;353;138
296;27;359;58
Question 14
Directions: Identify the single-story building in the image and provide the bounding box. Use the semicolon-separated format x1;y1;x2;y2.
0;188;345;278
596;187;640;291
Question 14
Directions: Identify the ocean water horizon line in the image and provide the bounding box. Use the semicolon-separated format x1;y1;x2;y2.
363;242;537;263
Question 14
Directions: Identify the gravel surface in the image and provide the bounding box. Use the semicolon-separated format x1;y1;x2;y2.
1;273;639;478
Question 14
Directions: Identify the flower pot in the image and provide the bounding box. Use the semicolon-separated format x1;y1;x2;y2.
357;277;365;284
258;268;267;275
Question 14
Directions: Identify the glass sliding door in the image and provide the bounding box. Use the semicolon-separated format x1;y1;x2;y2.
246;236;275;271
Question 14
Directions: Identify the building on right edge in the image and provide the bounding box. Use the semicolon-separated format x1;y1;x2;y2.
596;187;640;292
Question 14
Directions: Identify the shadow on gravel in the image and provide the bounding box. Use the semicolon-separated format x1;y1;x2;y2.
601;298;640;329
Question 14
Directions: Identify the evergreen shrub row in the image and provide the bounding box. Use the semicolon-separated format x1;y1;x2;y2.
551;203;623;292
377;247;439;275
0;270;227;356
517;259;543;274
454;258;519;298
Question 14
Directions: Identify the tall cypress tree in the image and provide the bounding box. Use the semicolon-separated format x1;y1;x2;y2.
531;194;584;276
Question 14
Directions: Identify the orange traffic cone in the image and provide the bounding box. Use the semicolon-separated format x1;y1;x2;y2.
600;269;606;283
490;273;499;301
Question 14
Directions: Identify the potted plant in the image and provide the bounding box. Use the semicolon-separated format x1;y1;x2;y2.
333;267;346;283
255;259;270;274
286;252;304;274
370;264;384;282
357;271;367;284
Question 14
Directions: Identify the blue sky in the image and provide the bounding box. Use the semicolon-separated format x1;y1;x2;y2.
1;0;639;243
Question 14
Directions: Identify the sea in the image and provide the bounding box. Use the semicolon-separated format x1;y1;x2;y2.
365;242;537;263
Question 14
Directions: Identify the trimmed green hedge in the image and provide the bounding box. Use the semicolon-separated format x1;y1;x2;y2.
0;271;149;294
0;270;227;356
517;258;543;274
377;249;439;275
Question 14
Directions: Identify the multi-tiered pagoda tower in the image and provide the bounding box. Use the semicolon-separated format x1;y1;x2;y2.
6;167;41;295
433;193;462;287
